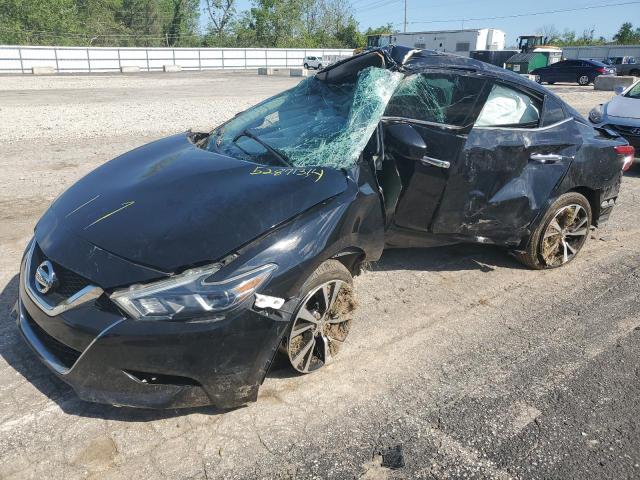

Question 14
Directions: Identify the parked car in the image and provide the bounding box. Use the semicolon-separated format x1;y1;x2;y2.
532;59;616;85
606;56;640;77
303;55;324;69
15;46;632;409
589;80;640;161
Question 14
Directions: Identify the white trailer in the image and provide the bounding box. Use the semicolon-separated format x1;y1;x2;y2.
366;29;506;57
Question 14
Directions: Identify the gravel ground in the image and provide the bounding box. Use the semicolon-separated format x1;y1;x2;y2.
0;72;638;480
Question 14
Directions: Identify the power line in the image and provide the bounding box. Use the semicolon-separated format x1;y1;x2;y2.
404;1;640;25
353;0;401;12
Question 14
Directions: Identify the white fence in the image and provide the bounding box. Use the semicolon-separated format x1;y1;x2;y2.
0;45;354;74
562;45;640;61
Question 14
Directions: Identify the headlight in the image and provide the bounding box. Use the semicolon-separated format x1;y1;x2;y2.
589;105;604;124
110;263;277;321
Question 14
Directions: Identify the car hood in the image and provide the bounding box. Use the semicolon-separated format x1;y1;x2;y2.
606;95;640;120
36;133;348;276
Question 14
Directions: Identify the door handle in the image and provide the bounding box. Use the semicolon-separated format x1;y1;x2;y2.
420;156;450;169
529;153;564;164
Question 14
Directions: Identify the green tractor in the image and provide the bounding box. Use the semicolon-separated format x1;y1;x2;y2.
505;35;563;75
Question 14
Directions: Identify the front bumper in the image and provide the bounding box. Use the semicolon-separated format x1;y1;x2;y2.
17;249;291;409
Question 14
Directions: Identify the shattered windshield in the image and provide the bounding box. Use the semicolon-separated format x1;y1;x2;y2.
624;81;640;99
208;67;403;169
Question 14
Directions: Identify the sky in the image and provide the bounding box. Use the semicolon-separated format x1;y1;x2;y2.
199;0;640;46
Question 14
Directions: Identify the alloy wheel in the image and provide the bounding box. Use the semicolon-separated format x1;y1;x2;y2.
578;75;590;86
540;204;589;267
287;280;352;373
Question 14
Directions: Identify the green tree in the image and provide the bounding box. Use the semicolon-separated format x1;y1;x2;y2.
118;0;163;47
204;0;236;45
0;0;81;45
165;0;199;46
613;22;640;44
336;18;363;48
363;23;395;36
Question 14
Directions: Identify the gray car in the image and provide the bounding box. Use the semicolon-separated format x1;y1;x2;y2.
589;80;640;161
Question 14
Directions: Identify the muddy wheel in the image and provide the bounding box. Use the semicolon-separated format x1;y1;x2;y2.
578;75;591;86
284;260;355;374
515;192;592;270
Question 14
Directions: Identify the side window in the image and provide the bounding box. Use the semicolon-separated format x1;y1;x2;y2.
541;96;567;127
475;83;541;128
385;73;486;126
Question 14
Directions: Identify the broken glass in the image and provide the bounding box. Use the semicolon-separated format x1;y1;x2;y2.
208;67;404;169
385;73;485;126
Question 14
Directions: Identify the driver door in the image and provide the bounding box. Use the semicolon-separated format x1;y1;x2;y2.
382;70;489;233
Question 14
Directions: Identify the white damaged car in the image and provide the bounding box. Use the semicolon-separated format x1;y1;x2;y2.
589;81;640;162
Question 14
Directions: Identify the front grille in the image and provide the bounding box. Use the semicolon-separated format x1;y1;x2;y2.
52;263;91;297
24;311;81;369
31;243;92;301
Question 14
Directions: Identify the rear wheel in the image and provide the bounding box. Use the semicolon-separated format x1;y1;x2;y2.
515;192;592;270
630;69;640;77
578;75;591;86
317;63;323;70
284;260;355;374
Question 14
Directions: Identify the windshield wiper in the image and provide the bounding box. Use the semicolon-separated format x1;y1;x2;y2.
235;129;291;167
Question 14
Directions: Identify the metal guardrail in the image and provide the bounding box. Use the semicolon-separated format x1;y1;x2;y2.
0;45;354;74
562;45;640;61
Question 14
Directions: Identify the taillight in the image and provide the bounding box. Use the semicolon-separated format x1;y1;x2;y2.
615;145;635;172
596;67;606;74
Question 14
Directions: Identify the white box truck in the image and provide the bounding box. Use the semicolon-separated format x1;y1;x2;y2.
366;29;506;57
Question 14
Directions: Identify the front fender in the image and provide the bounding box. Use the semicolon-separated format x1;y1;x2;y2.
210;164;385;303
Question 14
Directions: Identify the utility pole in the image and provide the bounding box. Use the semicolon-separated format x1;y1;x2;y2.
404;0;407;33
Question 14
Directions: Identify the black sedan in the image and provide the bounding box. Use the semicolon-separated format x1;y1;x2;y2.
15;46;632;409
532;59;617;86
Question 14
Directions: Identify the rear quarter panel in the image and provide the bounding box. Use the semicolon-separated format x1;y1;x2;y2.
554;121;624;223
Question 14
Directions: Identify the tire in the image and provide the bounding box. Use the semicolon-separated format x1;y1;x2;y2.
303;63;309;69
515;192;592;270
578;75;591;86
630;69;640;77
283;260;354;374
317;64;323;70
547;81;555;85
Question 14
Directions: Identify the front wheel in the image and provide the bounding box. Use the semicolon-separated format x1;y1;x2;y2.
317;63;323;70
630;69;640;77
515;192;592;269
303;63;309;69
284;260;355;374
578;75;591;86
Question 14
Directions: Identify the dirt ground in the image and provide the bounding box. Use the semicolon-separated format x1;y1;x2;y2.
1;72;639;479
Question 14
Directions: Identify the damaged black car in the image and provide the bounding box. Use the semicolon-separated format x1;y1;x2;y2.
15;46;632;409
